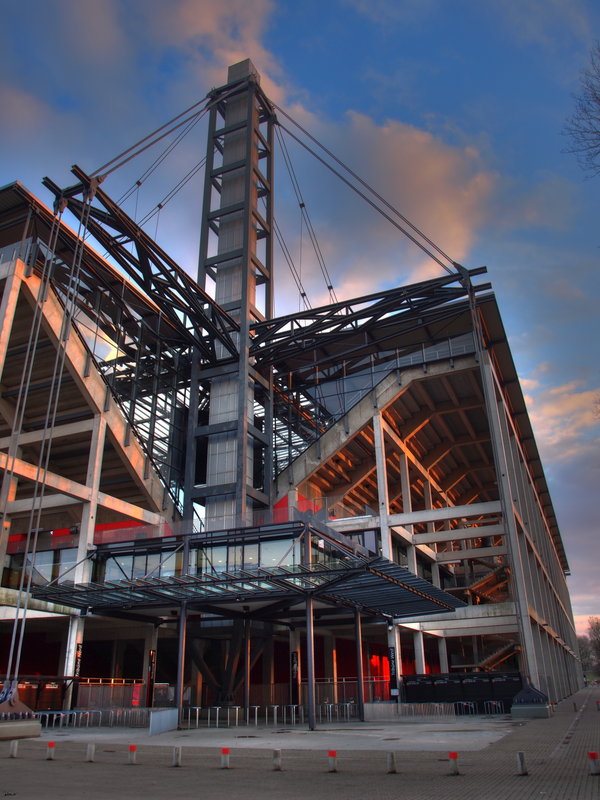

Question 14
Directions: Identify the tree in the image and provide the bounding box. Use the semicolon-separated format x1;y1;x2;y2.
578;617;600;677
588;616;600;664
578;635;594;672
564;42;600;176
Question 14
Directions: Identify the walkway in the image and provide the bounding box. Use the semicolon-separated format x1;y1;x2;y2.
1;687;598;799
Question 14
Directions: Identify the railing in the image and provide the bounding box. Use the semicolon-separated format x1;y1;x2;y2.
77;678;146;710
35;707;150;728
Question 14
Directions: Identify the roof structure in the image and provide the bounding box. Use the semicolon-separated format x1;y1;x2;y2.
30;553;465;622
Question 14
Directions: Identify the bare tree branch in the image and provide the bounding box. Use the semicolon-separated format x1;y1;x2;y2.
564;42;600;176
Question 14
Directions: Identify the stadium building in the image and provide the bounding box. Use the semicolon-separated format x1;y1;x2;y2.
0;61;582;726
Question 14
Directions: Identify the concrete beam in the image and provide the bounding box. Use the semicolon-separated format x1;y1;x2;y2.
275;357;479;499
389;501;501;527
435;545;507;563
0;451;163;524
413;524;505;545
19;270;173;517
6;493;81;513
0;418;95;449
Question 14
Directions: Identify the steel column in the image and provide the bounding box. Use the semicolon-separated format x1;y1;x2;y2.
354;609;365;721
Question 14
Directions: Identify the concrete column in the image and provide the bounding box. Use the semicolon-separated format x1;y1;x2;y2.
407;545;418;576
438;636;449;674
74;415;107;584
373;413;391;558
387;625;402;699
287;488;299;520
479;351;541;688
62;615;84;709
0;263;22;376
413;629;426;675
423;480;434;533
399;452;412;524
0;266;22;577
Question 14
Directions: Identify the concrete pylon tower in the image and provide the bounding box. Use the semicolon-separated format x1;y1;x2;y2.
185;60;275;530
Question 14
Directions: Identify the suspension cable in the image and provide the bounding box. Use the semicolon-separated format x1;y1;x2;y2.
118;114;206;209
91;96;210;178
273;217;311;309
278;122;454;275
274;104;457;275
1;206;66;689
91;84;241;180
275;127;338;302
137;157;207;229
12;193;96;682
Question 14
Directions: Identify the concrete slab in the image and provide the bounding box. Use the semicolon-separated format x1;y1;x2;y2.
39;716;515;752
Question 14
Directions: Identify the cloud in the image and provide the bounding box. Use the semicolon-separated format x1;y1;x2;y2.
490;0;593;49
573;614;596;637
525;380;600;462
137;0;288;104
520;378;541;392
0;85;51;135
59;0;128;63
272;110;497;306
494;173;579;232
343;0;593;51
342;0;439;26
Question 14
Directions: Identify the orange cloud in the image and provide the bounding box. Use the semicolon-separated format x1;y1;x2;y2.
0;85;50;133
288;111;497;302
524;380;600;462
141;0;287;104
573;614;593;636
59;0;127;63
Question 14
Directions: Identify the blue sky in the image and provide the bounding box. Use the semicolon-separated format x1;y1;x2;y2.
1;0;599;634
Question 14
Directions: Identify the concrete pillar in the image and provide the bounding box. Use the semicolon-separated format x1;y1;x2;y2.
62;615;84;709
407;545;418;576
399;452;412;525
481;353;542;687
438;636;449;673
413;629;426;675
74;415;107;583
373;413;391;558
387;625;402;699
0;265;23;577
423;480;434;533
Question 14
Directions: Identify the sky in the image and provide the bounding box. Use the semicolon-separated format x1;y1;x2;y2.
1;0;598;636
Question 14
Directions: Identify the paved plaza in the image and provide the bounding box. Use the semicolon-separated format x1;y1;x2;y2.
1;687;599;799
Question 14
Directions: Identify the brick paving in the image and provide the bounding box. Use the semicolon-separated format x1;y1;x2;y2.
1;687;598;799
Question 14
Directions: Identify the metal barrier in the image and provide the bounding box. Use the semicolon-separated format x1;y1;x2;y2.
454;701;477;715
181;703;351;728
397;702;455;718
35;710;103;728
483;699;505;714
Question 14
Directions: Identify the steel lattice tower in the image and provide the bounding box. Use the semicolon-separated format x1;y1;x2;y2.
185;60;275;530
